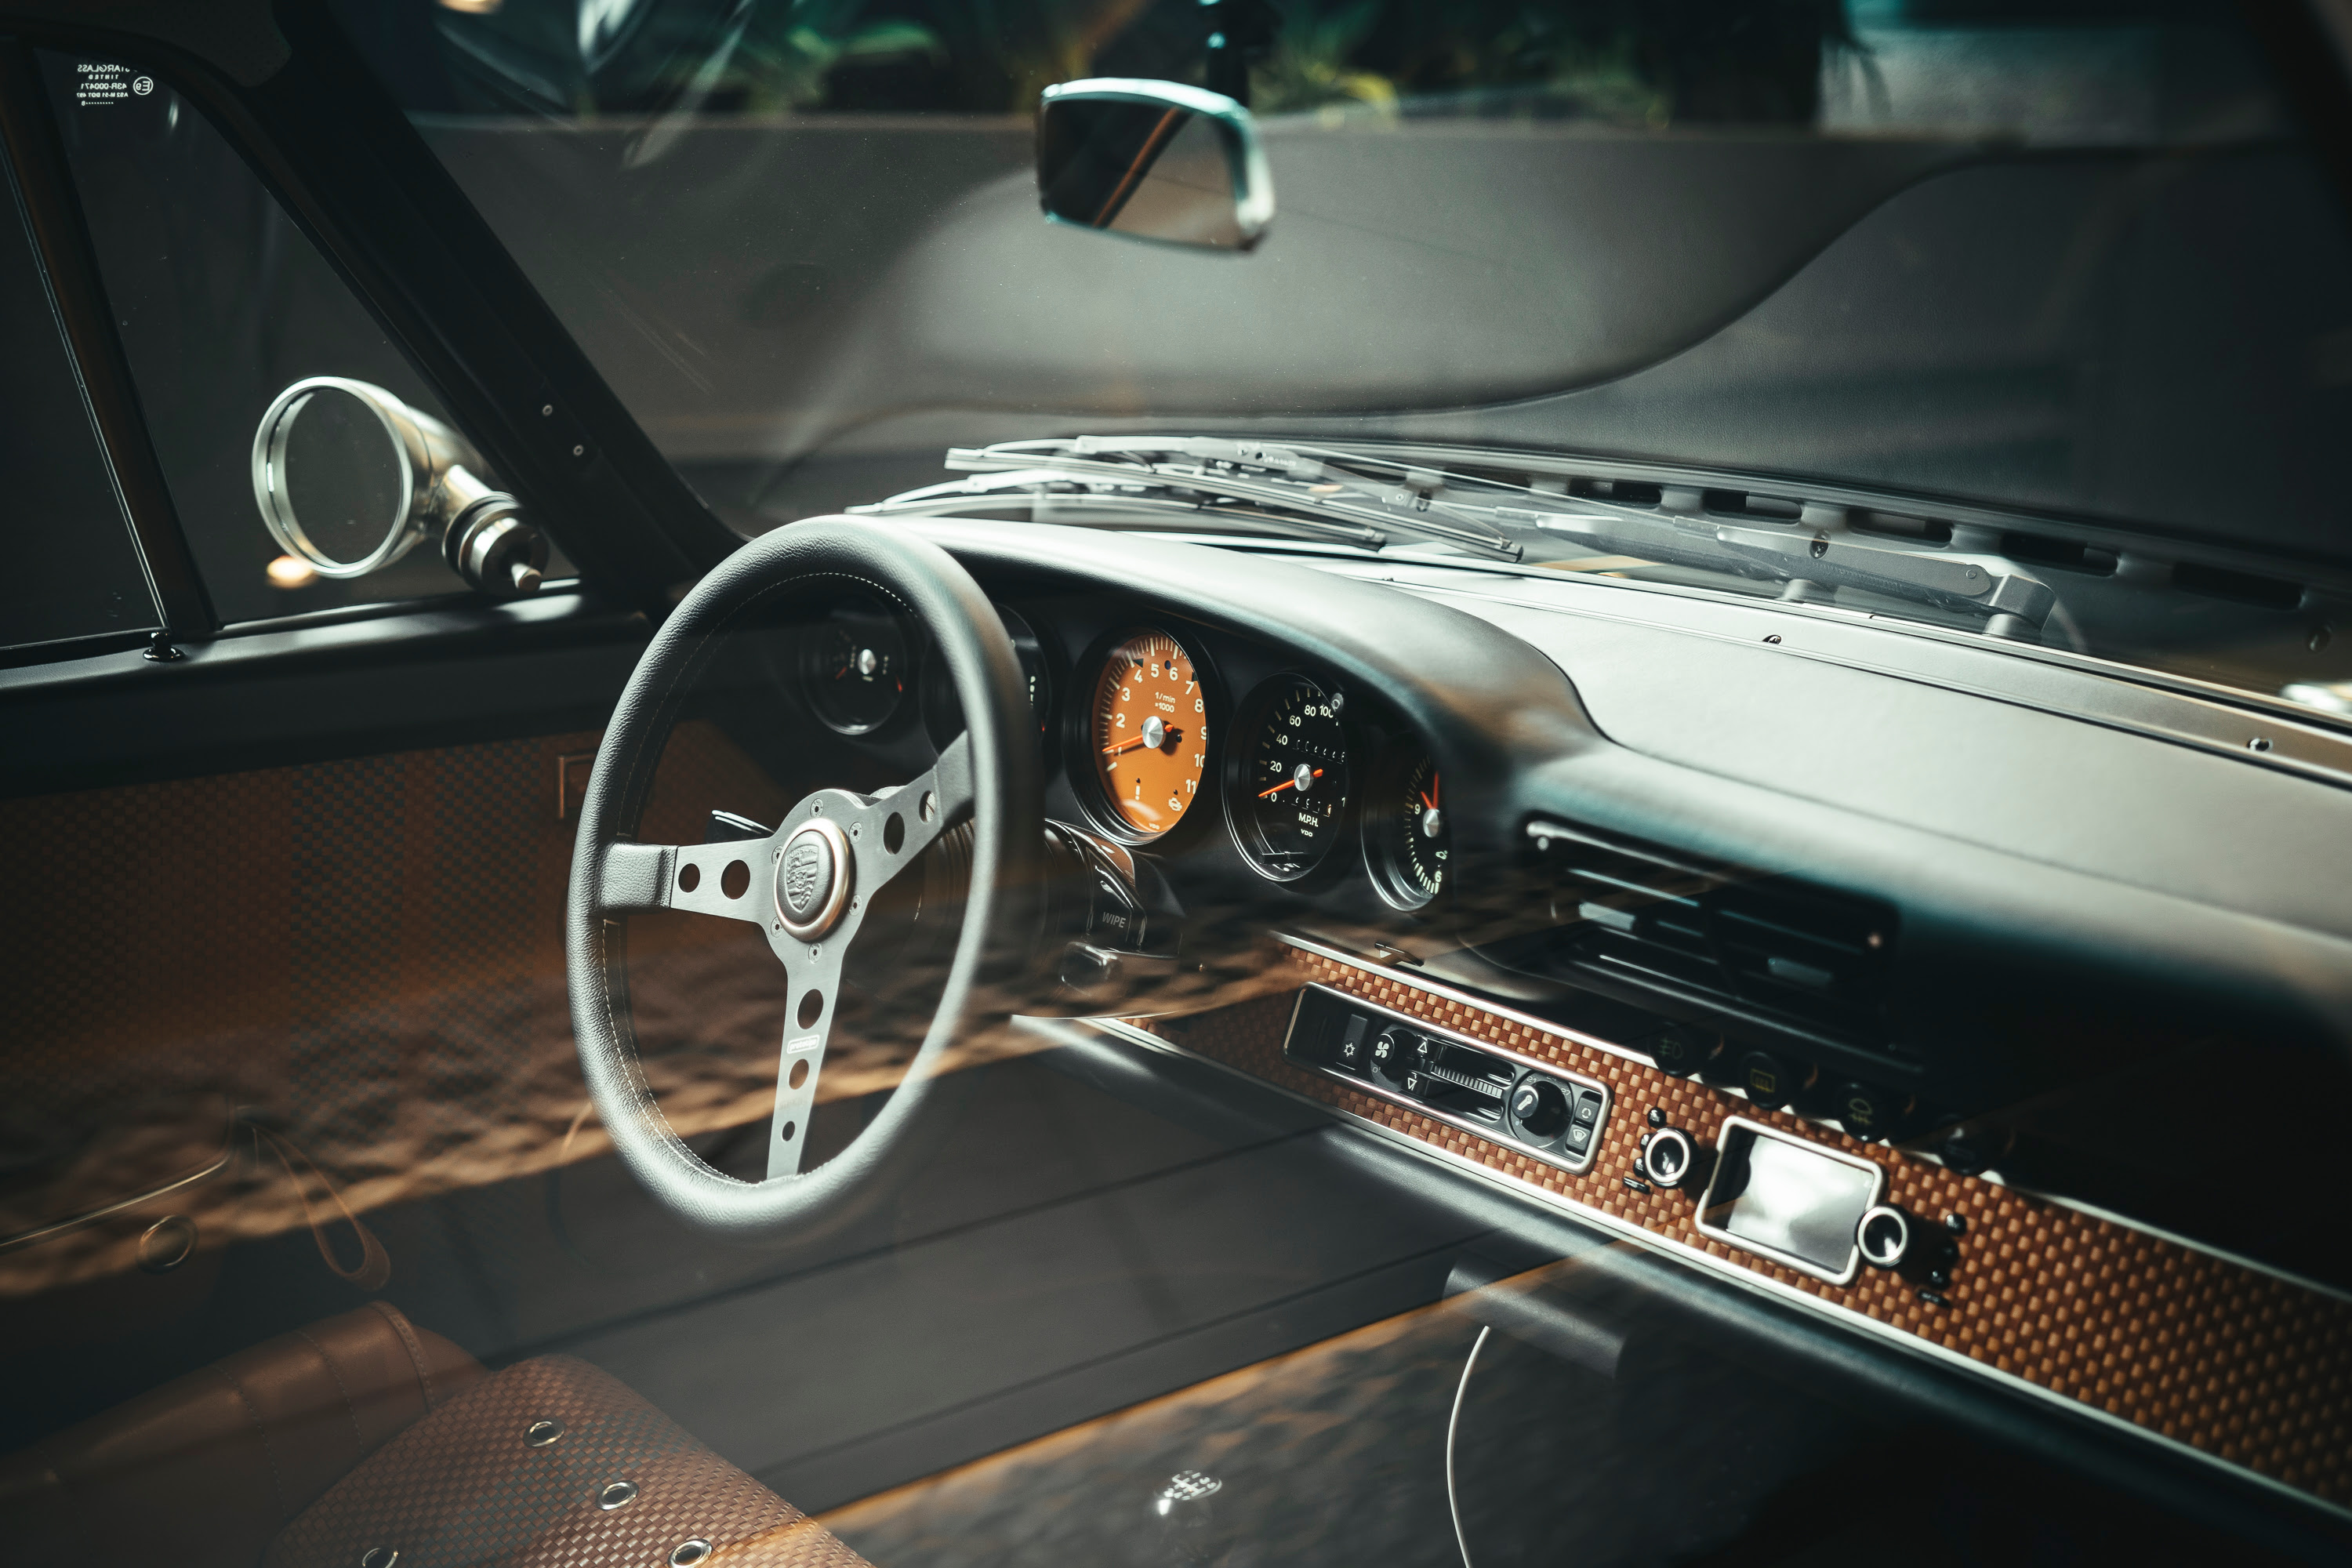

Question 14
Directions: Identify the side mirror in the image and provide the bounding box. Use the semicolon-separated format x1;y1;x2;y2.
1036;78;1274;252
250;376;548;597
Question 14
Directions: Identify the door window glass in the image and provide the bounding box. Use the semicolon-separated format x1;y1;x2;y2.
0;143;155;653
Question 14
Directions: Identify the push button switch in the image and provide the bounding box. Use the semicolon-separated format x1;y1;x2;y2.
1832;1080;1911;1142
1644;1022;1717;1077
1737;1051;1795;1110
1334;1014;1370;1076
1572;1091;1602;1127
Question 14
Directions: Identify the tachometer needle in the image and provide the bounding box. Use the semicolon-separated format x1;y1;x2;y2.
1102;717;1178;757
1420;775;1441;811
1258;768;1323;798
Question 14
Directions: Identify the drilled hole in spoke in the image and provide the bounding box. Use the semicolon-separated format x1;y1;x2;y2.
884;812;906;854
720;860;750;899
797;990;824;1029
780;1120;797;1142
788;1058;810;1091
677;862;700;892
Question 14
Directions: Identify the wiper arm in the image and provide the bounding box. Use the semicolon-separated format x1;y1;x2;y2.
859;434;2058;636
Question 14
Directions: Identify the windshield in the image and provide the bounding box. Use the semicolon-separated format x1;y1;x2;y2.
336;0;2352;705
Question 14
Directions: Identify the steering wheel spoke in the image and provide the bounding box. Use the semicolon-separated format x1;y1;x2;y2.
843;732;973;872
590;839;782;924
765;942;845;1178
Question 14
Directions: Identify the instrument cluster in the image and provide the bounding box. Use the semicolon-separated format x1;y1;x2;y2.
790;602;1451;916
1054;619;1449;910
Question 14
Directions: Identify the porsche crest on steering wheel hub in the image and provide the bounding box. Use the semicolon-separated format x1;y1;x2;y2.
775;815;852;941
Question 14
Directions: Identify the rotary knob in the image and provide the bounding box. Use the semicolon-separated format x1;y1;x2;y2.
1857;1204;1917;1271
1507;1076;1571;1141
1368;1026;1419;1087
1639;1125;1697;1189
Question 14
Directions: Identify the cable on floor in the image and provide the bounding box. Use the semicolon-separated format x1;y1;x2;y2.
1446;1324;1491;1568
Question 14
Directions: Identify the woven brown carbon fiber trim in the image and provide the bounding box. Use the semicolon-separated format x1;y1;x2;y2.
0;723;790;1294
266;1356;868;1568
1148;948;2352;1509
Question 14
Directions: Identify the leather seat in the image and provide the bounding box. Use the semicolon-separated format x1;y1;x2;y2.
0;1302;481;1567
0;1304;869;1567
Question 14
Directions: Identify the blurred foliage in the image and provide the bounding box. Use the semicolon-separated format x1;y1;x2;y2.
410;0;1853;125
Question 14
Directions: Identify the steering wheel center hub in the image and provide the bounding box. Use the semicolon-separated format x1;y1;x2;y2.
775;815;853;940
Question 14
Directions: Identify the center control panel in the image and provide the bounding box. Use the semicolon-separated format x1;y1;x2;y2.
1283;984;1611;1174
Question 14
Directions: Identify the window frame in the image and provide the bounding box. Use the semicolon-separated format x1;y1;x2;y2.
0;39;205;655
0;13;735;677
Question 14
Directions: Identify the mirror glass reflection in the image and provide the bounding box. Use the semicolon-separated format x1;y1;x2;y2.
1039;98;1250;251
278;386;408;570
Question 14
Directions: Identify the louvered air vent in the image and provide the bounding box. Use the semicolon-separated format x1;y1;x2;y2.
1517;820;1897;1054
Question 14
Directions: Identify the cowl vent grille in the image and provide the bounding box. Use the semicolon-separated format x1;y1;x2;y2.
1517;820;1898;1054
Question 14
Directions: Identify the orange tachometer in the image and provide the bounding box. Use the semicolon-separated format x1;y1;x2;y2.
1090;629;1207;837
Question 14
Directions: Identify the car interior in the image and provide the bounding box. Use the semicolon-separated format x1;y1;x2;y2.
4;2;2352;1565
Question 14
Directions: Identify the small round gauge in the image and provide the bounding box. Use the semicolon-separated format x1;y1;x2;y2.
803;601;909;735
1227;674;1352;881
1087;628;1209;839
921;608;1054;753
1364;742;1449;909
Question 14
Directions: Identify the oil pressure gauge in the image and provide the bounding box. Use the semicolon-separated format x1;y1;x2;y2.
1226;674;1352;882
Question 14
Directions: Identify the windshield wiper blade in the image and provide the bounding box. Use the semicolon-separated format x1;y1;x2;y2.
862;434;2060;635
1495;500;2058;633
938;437;1526;560
851;468;1392;549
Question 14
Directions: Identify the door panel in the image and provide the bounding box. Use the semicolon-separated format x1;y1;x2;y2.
0;720;792;1301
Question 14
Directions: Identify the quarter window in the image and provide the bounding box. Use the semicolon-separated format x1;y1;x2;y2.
34;52;568;626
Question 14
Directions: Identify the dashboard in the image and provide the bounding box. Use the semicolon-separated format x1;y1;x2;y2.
696;514;2352;1526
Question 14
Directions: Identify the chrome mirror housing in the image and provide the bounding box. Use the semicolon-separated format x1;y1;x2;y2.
251;376;547;596
1036;78;1274;252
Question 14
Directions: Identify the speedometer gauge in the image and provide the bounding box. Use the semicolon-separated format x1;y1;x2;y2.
1227;675;1352;881
1087;628;1208;839
1364;742;1449;909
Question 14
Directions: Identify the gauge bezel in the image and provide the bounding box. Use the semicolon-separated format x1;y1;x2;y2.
1221;671;1359;886
921;604;1062;772
799;593;916;738
1360;736;1448;912
1063;622;1223;848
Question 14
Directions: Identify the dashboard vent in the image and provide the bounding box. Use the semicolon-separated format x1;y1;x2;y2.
1518;820;1897;1054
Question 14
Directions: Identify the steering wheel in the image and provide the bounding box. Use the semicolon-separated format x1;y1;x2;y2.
566;520;1044;1238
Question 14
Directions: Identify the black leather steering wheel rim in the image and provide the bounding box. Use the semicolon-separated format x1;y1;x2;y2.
565;518;1042;1240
